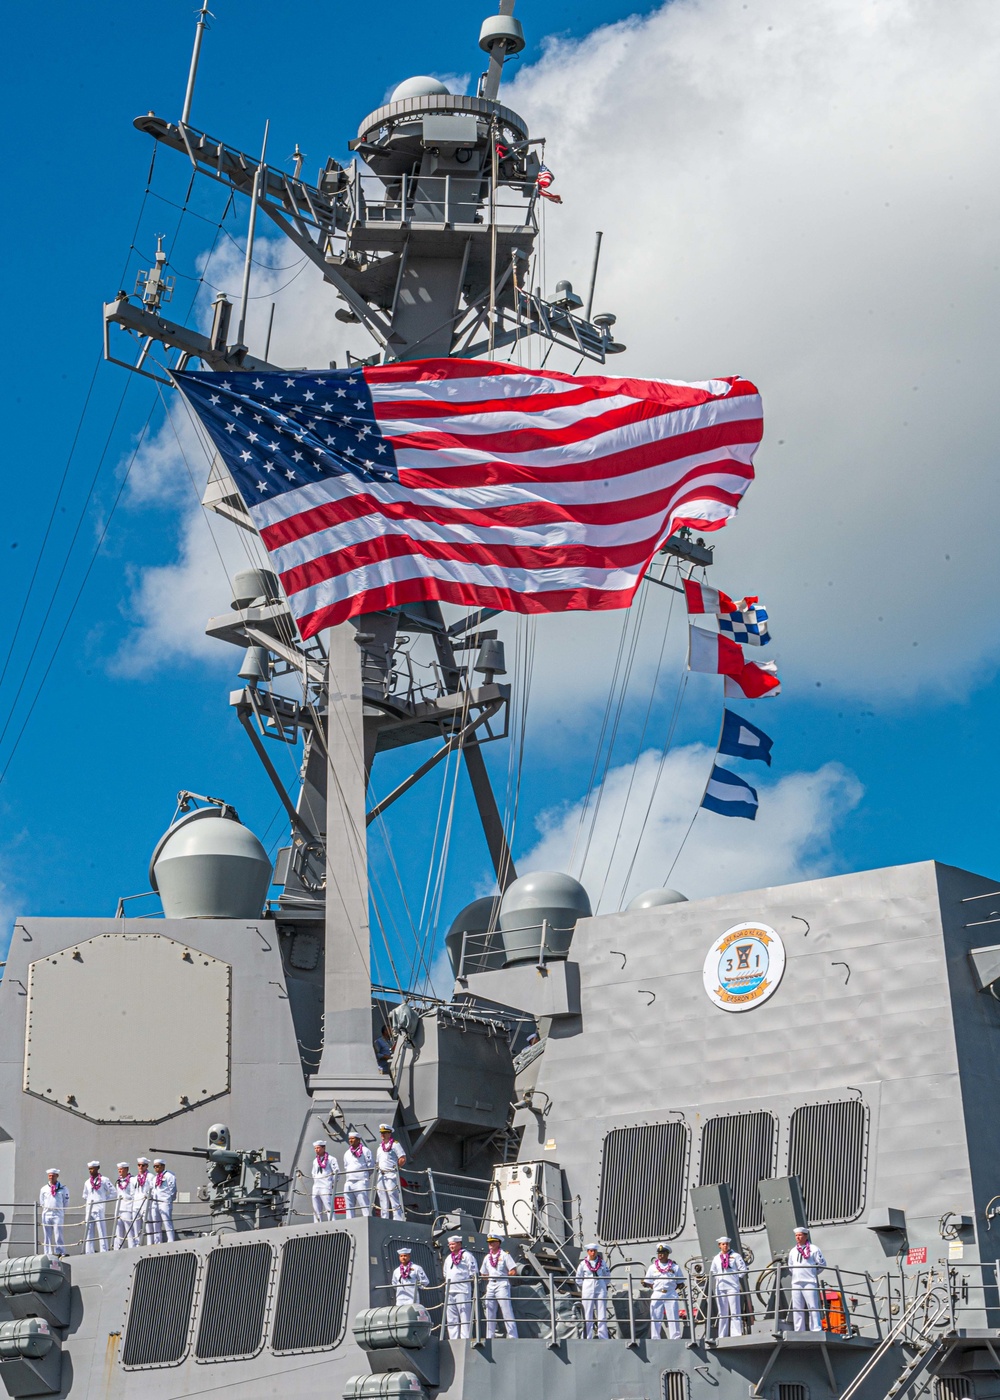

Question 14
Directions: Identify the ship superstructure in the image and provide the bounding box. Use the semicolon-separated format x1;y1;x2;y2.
1;7;999;1400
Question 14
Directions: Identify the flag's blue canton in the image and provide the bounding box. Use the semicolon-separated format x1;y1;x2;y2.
719;603;769;645
174;368;398;504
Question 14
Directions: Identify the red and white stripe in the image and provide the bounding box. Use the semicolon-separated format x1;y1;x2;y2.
254;359;763;636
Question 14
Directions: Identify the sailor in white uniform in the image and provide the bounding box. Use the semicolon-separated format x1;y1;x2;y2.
342;1130;374;1218
576;1243;611;1339
150;1158;177;1243
82;1161;115;1254
480;1233;519;1339
311;1140;335;1222
643;1243;685;1339
39;1169;69;1257
710;1235;748;1337
132;1157;154;1245
787;1227;828;1331
376;1124;406;1221
443;1234;478;1339
113;1163;138;1250
392;1246;430;1305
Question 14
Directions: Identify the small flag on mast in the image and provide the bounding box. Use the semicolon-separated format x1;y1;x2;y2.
719;597;770;645
719;709;773;765
687;625;780;698
701;764;759;820
536;165;563;202
683;578;738;615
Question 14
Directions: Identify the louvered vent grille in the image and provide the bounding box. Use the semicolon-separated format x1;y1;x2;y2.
935;1381;972;1400
272;1232;352;1353
787;1101;868;1225
777;1385;808;1400
382;1237;441;1317
195;1242;272;1361
663;1372;691;1400
122;1252;198;1368
597;1122;689;1245
699;1111;776;1231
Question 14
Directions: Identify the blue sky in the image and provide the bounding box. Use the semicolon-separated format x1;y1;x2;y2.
2;0;998;982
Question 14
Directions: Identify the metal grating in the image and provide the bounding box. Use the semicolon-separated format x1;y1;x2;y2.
271;1231;352;1353
787;1101;868;1225
195;1242;272;1362
597;1122;690;1245
122;1252;198;1368
663;1372;691;1400
699;1111;776;1232
777;1386;808;1400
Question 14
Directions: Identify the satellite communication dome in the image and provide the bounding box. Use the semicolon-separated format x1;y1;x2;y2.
150;807;272;919
390;76;452;102
499;872;591;964
627;888;689;911
445;895;502;976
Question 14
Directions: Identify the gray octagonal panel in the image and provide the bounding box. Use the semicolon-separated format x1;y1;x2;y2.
23;933;231;1122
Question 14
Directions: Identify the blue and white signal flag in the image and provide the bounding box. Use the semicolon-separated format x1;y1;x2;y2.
701;764;759;820
718;709;773;766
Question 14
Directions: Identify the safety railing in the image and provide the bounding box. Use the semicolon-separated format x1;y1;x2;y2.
0;1199;235;1257
289;1164;498;1231
352;172;537;230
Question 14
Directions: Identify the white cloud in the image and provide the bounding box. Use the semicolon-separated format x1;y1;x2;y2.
518;744;863;912
502;0;1000;701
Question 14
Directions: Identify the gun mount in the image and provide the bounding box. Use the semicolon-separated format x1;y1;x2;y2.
153;1123;292;1233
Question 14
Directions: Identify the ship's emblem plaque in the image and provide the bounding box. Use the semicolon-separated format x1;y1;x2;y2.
702;922;785;1012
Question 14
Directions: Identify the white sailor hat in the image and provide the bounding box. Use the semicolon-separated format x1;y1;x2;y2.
716;1235;731;1244
136;1156;149;1164
378;1123;392;1133
793;1225;810;1235
152;1157;165;1166
447;1234;462;1244
313;1140;326;1148
46;1167;59;1175
585;1242;599;1250
87;1160;100;1168
117;1162;129;1169
347;1127;360;1138
397;1247;412;1256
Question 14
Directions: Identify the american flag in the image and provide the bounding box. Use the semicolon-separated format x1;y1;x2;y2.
174;359;763;639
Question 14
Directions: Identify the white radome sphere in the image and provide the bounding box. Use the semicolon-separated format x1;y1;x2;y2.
627;888;688;911
391;76;452;102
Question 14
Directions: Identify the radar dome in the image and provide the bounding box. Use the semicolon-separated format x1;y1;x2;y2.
391;76;452;102
150;807;272;919
627;888;688;911
445;895;502;976
499;872;591;964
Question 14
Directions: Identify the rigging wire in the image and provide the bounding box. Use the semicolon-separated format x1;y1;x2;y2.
0;161;161;705
596;562;682;909
0;402;158;786
576;582;651;879
0;376;142;757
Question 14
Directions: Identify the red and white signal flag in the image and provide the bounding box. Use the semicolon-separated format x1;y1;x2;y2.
688;625;780;698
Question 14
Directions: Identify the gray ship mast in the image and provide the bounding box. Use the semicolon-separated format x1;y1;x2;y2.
103;1;709;1128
